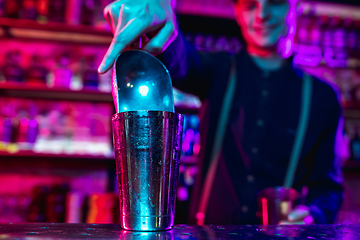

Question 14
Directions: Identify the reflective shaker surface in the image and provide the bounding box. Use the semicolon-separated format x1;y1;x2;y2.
112;111;184;231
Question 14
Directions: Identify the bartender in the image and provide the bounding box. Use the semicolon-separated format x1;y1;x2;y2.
98;0;343;225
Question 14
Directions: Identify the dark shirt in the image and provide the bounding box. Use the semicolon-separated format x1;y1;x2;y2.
159;32;343;225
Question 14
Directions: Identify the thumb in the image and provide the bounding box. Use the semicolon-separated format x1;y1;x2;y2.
288;206;310;222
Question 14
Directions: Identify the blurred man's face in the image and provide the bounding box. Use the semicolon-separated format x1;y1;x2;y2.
234;0;293;50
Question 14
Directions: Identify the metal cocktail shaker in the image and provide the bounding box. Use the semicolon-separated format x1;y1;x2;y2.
112;111;183;231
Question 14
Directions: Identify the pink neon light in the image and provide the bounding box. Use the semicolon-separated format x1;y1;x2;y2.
262;198;268;225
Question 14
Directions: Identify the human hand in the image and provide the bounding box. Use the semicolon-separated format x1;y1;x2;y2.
98;0;178;74
279;205;314;225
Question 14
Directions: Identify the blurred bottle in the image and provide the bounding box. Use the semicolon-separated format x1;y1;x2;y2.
331;17;345;49
190;115;200;156
0;0;5;17
181;114;200;156
203;35;215;52
214;35;227;52
45;184;69;223
48;0;66;22
193;34;205;51
0;194;32;222
86;193;118;223
189;114;200;132
17;117;30;149
1;117;12;144
182;121;193;156
0;115;4;145
323;17;347;68
36;0;49;23
4;0;21;18
81;0;96;25
223;37;233;53
65;191;87;223
3;51;25;83
355;21;360;53
321;16;332;47
336;69;353;102
351;127;360;161
295;10;310;45
27;55;49;86
82;56;99;89
98;67;112;92
27;103;38;148
185;165;197;186
351;85;360;103
65;0;81;25
344;18;357;51
70;57;85;90
177;165;189;202
28;186;49;222
309;14;322;46
53;53;72;88
0;99;14;145
20;0;37;20
228;36;242;54
16;195;32;222
94;0;109;28
193;130;201;156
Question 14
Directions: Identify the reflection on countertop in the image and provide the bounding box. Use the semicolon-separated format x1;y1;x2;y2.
0;223;359;239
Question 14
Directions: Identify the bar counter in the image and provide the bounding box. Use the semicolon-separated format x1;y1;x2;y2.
0;223;358;239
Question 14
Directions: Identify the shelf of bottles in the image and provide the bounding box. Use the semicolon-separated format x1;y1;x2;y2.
0;0;203;155
0;0;113;43
294;2;360;69
0;96;201;160
0;183;120;223
0;96;201;223
0;98;201;224
293;1;360;111
176;0;235;19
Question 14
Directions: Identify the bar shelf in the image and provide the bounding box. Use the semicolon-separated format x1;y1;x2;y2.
0;149;198;165
175;1;234;20
0;150;114;161
0;17;112;45
0;82;112;102
0;82;200;113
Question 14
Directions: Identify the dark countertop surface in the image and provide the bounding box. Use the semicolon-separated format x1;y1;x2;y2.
0;223;359;239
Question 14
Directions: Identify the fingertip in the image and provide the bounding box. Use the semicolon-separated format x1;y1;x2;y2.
98;62;111;74
98;64;105;74
99;49;116;74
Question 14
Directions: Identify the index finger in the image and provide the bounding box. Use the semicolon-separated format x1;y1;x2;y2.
98;17;150;73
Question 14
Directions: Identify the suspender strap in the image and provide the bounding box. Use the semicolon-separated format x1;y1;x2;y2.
196;61;312;223
283;73;313;188
196;56;237;225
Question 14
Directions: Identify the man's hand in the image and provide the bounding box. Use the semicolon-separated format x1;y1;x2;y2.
279;205;314;225
98;0;178;74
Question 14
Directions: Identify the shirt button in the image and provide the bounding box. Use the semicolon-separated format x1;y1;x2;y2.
251;147;258;154
262;90;268;96
247;174;255;183
241;205;249;213
257;119;264;126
